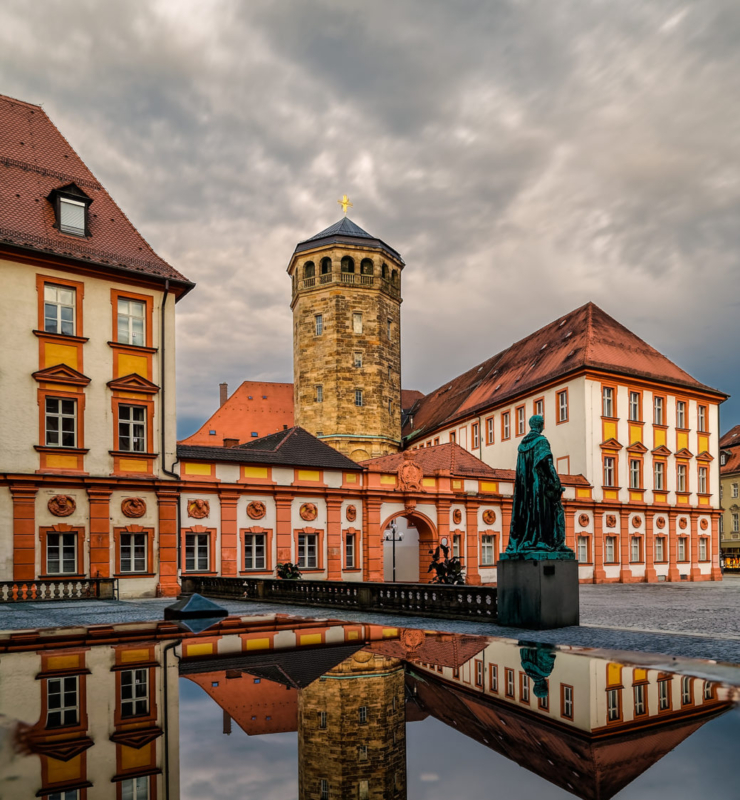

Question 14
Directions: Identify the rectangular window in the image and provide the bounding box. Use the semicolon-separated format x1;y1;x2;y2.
59;197;86;236
505;668;515;698
654;461;665;490
629;391;641;422
539;688;549;711
720;516;724;535
629;459;641;489
634;684;646;715
698;405;707;433
120;532;147;573
681;676;692;706
521;673;530;703
655;537;665;562
558;390;568;422
45;397;77;448
603;457;615;487
358;781;369;800
315;314;323;335
676;400;686;429
244;533;266;570
487;417;494;444
698;467;708;494
472;423;479;449
605;536;617;564
562;685;573;719
320;779;329;800
452;534;461;558
316;385;323;403
654;396;664;425
602;386;614;418
117;297;146;346
733;483;739;498
475;660;484;687
630;536;641;563
353;312;363;334
607;688;620;721
358;744;368;761
44;284;76;335
677;463;687;493
481;535;495;566
704;682;714;701
355;389;363;407
678;538;687;562
450;431;456;444
733;513;739;533
185;533;209;572
353;352;362;368
502;412;510;440
387;318;392;338
489;664;498;692
345;533;356;569
699;538;708;561
534;398;544;419
47;675;79;728
658;679;670;711
319;710;327;728
121;776;149;800
121;668;149;718
298;533;318;569
577;536;588;563
516;406;525;436
359;706;368;724
47;532;77;575
119;405;146;452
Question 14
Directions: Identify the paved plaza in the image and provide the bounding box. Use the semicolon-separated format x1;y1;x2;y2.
1;578;739;665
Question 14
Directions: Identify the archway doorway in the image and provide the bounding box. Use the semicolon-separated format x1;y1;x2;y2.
381;511;437;583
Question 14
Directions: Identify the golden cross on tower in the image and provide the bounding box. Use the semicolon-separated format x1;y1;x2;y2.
337;194;353;215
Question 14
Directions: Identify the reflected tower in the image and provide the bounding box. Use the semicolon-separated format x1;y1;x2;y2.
298;651;406;799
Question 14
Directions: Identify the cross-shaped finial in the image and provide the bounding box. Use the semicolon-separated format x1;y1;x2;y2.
338;194;353;215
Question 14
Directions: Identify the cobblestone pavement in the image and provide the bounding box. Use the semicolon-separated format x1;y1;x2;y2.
1;578;739;665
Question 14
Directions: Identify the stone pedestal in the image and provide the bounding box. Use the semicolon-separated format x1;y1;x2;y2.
498;557;579;629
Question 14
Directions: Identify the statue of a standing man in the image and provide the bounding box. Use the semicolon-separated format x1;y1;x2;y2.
504;415;573;557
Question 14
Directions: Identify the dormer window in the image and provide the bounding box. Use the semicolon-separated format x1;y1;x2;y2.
47;183;92;238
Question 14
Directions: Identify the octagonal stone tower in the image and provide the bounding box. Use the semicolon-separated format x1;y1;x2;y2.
288;217;404;461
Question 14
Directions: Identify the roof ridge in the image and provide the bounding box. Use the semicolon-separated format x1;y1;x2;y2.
0;93;43;110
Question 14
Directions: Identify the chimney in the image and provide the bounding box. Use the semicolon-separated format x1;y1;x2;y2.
219;383;228;407
223;438;239;448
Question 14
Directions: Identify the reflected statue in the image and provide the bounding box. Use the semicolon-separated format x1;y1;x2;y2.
519;642;556;699
503;415;574;559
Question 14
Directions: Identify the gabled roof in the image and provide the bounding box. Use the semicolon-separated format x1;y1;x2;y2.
177;426;362;471
401;389;425;411
721;448;740;476
179;381;295;446
404;302;726;442
292;216;404;264
0;93;193;293
720;425;740;449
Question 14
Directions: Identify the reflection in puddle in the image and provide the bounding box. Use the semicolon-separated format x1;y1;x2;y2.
0;614;737;799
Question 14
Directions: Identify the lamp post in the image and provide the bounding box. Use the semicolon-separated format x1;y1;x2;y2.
384;520;404;582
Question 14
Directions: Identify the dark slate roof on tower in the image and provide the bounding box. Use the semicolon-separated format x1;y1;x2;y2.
177;426;362;470
293;216;404;264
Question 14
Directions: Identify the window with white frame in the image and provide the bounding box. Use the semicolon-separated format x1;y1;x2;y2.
117;297;146;346
719;516;724;534
44;284;76;335
634;683;646;715
558;390;568;422
516;407;525;435
577;536;588;563
699;538;708;561
630;536;641;562
185;532;209;571
452;533;461;558
506;668;514;697
121;668;149;717
118;405;146;452
486;417;494;444
733;513;739;533
48;791;82;800
698;405;707;433
603;457;615;487
490;664;498;692
352;388;363;408
502;412;510;439
481;535;495;566
602;386;614;417
59;197;86;236
629;459;641;489
704;681;714;700
676;400;686;429
678;538;687;561
121;776;149;800
359;706;368;724
562;685;573;718
352;312;363;334
698;467;708;494
319;710;327;728
345;532;356;569
472;423;479;449
387;318;392;338
677;463;687;493
654;461;665;490
244;533;266;570
316;385;323;403
476;660;484;687
733;482;739;498
315;314;323;335
521;673;530;702
629;391;640;422
298;533;318;569
654;396;664;425
605;536;617;563
655;537;665;562
681;676;692;706
45;397;77;448
607;688;620;721
47;675;79;728
47;532;77;575
658;679;670;710
120;532;147;573
353;352;362;368
534;399;544;418
320;779;329;800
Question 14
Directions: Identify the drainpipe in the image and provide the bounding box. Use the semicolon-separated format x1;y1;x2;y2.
479;414;484;461
160;280;182;579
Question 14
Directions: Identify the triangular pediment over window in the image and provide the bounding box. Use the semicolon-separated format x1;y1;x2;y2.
30;735;94;761
599;437;623;451
626;441;649;454
651;445;673;457
47;182;93;204
110;726;163;749
696;450;715;462
675;447;694;460
33;363;91;386
107;373;160;395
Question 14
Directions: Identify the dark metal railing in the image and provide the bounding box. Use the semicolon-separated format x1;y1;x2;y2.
182;576;497;622
0;578;116;603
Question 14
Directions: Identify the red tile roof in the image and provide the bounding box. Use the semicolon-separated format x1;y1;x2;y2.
404;302;726;442
720;425;740;449
721;448;740;476
0;93;192;291
179;381;295;446
401;389;425;410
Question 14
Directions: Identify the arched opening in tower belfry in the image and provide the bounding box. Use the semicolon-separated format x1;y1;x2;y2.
341;256;355;273
304;261;315;279
360;258;374;276
320;257;332;274
381;511;438;583
381;262;388;279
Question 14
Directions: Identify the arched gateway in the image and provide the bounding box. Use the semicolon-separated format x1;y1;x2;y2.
380;510;438;583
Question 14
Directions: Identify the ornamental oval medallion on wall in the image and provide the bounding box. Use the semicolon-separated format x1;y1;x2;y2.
247;501;266;520
121;497;146;518
346;506;357;522
631;515;643;528
655;517;666;529
679;517;688;530
452;509;462;525
48;495;76;517
300;503;318;522
700;518;709;531
482;509;496;526
578;513;590;528
188;498;210;519
605;514;617;528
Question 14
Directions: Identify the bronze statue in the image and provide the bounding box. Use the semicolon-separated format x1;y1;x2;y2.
503;415;573;558
520;642;556;698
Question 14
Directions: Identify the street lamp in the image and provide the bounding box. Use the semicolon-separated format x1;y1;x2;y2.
384;520;404;582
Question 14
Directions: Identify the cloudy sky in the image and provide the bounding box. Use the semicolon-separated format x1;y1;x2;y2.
2;0;739;438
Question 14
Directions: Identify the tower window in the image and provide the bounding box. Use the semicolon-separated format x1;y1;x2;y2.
361;258;374;276
352;313;363;334
381;262;388;279
316;385;323;403
321;257;332;275
355;390;363;407
341;256;355;273
315;315;323;335
392;269;398;284
387;318;392;338
354;352;362;368
304;261;315;279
